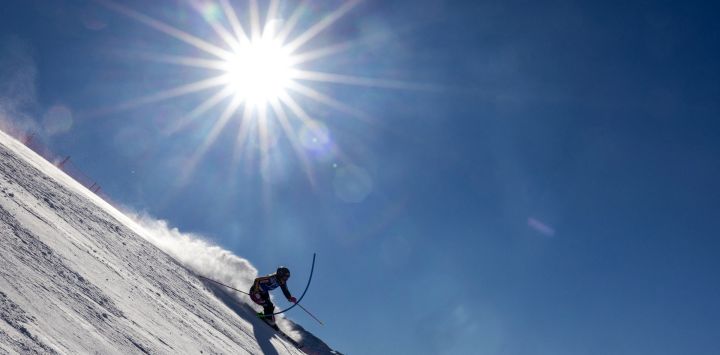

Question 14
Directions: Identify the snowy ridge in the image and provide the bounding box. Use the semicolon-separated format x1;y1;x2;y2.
0;129;340;354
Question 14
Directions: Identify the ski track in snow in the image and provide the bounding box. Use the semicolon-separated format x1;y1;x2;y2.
0;131;337;354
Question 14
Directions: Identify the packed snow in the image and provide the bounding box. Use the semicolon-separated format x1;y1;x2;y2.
0;129;339;354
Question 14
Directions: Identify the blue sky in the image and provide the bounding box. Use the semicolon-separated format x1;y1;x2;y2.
2;0;720;354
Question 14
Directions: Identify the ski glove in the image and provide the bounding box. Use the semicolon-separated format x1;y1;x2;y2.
288;296;297;303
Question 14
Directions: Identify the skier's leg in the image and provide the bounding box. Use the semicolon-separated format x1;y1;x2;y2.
263;298;275;316
262;295;276;324
263;303;275;316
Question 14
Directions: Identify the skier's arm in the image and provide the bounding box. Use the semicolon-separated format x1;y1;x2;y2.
280;282;294;301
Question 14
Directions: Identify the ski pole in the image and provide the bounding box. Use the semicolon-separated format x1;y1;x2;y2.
197;275;250;295
295;303;324;326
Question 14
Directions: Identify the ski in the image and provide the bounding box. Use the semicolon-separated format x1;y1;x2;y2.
257;312;304;349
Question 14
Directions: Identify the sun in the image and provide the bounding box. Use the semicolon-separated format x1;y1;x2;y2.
223;37;294;107
96;0;424;184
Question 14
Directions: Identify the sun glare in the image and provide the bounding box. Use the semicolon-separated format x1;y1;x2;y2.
98;0;424;184
223;38;293;106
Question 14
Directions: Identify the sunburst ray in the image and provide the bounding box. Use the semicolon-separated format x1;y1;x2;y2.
292;70;438;91
219;0;250;45
265;0;281;36
269;98;315;184
165;85;236;135
184;95;245;180
289;42;354;65
284;0;361;53
286;81;370;121
249;0;262;40
130;75;229;106
277;91;313;124
275;1;307;44
232;104;258;171
189;0;241;52
94;0;232;59
85;74;229;118
136;52;228;71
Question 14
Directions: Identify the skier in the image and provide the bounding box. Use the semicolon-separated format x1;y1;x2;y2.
249;266;297;327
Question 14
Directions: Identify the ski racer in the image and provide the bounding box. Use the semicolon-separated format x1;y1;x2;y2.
249;266;297;326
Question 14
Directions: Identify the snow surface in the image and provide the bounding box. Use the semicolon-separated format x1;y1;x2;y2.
0;129;340;355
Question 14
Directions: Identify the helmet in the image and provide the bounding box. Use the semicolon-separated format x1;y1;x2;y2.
276;266;290;279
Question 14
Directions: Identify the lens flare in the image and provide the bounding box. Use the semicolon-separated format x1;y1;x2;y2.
42;105;74;135
333;164;373;203
528;217;556;237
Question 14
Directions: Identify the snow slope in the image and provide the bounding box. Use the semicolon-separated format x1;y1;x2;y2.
0;130;339;355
